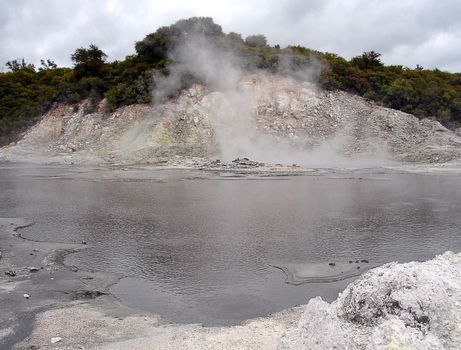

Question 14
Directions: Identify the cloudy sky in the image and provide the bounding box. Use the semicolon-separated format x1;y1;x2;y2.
1;0;460;72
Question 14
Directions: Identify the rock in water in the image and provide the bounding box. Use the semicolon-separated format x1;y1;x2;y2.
278;251;461;349
5;269;16;277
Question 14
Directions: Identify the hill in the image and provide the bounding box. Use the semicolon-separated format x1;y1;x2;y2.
1;17;461;148
1;73;460;166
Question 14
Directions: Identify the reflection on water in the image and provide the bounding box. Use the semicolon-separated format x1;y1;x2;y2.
1;165;461;325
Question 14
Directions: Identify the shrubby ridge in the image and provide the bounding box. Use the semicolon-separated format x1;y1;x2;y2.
1;17;461;146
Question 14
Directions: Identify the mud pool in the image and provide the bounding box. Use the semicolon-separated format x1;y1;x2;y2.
1;164;461;326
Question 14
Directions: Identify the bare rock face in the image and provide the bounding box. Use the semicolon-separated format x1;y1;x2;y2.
1;73;461;166
278;251;461;350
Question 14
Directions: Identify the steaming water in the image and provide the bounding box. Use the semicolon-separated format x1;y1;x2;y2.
1;164;461;326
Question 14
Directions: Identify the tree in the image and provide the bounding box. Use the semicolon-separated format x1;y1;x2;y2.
5;59;35;72
245;35;267;47
39;59;58;71
350;51;383;70
384;78;417;110
172;17;223;37
135;26;173;62
227;32;244;44
135;17;224;63
71;44;107;78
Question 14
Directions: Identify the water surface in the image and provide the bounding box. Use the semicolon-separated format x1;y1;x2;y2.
1;164;460;325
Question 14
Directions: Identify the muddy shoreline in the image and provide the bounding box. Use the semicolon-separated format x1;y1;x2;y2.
4;216;460;349
0;218;123;348
1;217;305;349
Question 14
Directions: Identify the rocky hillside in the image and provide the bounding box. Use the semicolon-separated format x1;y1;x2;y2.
1;73;461;167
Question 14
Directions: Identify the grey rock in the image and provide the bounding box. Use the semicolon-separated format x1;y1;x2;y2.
278;297;357;350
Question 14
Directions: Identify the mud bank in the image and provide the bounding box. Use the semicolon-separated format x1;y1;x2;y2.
0;218;121;349
0;217;305;349
14;253;461;350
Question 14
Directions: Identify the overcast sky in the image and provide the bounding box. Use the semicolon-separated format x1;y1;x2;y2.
1;0;460;72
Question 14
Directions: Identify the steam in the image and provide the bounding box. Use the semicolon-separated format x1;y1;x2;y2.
151;34;392;167
154;36;242;103
276;50;324;83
